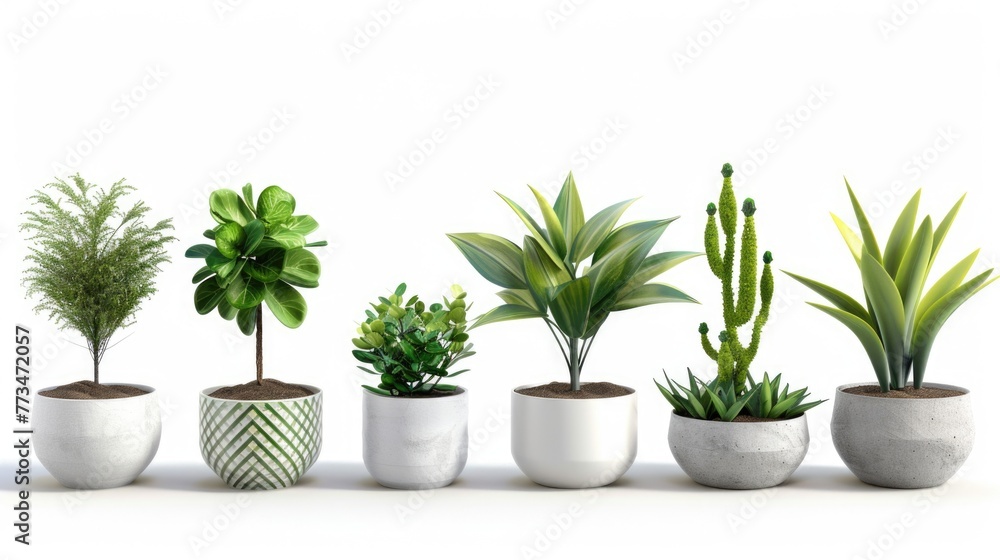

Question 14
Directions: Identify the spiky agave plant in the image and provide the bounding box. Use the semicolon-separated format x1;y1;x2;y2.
448;172;701;391
784;181;997;392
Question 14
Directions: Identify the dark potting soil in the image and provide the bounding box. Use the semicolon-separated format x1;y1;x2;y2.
515;381;635;399
39;380;150;400
843;385;965;399
383;389;464;398
719;414;782;423
208;378;316;400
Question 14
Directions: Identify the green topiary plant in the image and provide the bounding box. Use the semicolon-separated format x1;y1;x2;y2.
185;184;327;385
448;172;700;391
784;182;997;392
20;175;175;384
351;283;476;396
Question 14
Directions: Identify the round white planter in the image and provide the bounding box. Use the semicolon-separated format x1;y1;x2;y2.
362;387;468;489
831;382;974;489
668;411;809;489
34;383;161;489
199;385;322;490
511;383;637;489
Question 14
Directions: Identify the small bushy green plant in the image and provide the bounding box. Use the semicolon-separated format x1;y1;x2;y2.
352;284;475;396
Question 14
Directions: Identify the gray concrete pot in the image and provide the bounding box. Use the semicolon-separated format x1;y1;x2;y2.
34;384;161;489
363;387;468;489
668;412;809;490
831;382;974;489
511;383;637;489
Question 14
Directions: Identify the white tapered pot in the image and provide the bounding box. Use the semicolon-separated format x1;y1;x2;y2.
511;383;637;489
34;384;161;489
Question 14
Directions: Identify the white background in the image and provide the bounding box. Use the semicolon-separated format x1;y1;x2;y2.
3;1;998;559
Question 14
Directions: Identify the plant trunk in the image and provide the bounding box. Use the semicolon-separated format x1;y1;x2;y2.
256;304;263;385
93;352;100;385
569;338;581;391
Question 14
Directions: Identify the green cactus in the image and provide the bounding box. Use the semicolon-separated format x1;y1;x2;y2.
700;163;773;393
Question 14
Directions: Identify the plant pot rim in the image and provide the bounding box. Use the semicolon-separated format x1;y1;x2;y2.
511;382;636;401
363;385;467;400
36;383;157;402
835;381;970;400
669;409;807;425
200;384;323;403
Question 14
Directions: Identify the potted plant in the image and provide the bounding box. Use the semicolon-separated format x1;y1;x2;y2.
657;163;824;490
21;175;174;489
785;182;995;488
351;283;476;489
448;172;700;488
186;184;327;490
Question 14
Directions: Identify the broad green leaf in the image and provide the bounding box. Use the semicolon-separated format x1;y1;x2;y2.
263;225;306;249
217;298;238;321
783;270;873;326
192;266;214;284
497;289;541;310
470;304;546;329
242;184;254;209
549;276;592;338
845;179;882;263
202;229;217;240
610;283;698;311
256;185;296;223
809;302;890;391
264;280;308;328
283;215;319;236
246;248;284;283
194;278;226;314
912;269;997;386
882;190;921;278
206;248;238;278
528;186;567;259
236;305;257;335
214;258;246;288
523;236;572;303
831;213;864;265
611;251;702;303
448;233;527;290
570;198;636;264
861;252;905;382
589;219;670;304
210;189;254;225
497;192;565;267
243;219;265;255
929;194;965;268
553;172;585;250
185;244;216;259
225;273;266;310
280;248;321;288
915;249;979;322
592;217;677;263
894;217;933;341
214;221;246;259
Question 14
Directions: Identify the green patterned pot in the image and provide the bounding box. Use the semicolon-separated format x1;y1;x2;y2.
199;385;322;490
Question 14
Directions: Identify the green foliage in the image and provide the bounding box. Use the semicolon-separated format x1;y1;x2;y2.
20;175;175;383
449;172;700;390
351;284;475;396
186;184;327;383
744;373;825;419
784;183;996;392
654;369;759;421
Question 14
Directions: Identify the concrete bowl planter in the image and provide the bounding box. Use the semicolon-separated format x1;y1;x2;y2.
362;387;469;489
34;384;161;490
831;382;974;489
668;412;809;490
511;383;637;489
199;385;322;490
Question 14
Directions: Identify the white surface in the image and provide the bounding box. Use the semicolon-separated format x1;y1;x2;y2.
3;0;999;558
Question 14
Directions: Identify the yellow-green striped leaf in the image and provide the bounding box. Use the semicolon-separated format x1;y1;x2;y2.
447;233;527;290
570;199;636;264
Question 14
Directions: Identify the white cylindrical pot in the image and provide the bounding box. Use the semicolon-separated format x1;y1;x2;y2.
831;382;974;489
362;387;469;490
200;385;323;490
511;383;637;489
34;384;161;489
668;412;809;490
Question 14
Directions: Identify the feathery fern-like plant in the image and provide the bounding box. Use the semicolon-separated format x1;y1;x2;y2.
20;175;175;384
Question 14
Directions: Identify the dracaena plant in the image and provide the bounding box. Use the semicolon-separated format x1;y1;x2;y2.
351;284;476;396
448;172;700;391
185;184;327;385
20;175;175;383
785;182;997;392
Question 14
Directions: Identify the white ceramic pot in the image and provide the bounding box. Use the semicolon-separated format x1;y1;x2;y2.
668;412;810;489
34;383;161;489
362;387;469;489
831;382;974;489
511;383;637;489
200;385;322;490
